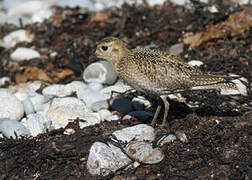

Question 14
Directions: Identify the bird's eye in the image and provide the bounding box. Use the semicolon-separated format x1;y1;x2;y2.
101;46;108;51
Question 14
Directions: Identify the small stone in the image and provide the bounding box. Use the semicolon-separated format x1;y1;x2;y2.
112;124;155;143
79;88;110;106
169;43;184;55
125;141;164;164
0;29;34;49
22;98;35;115
0;77;11;86
29;93;50;112
0;91;24;120
26;113;53;136
220;76;248;96
42;84;69;97
105;115;120;121
131;101;145;111
126;111;154;121
63;128;76;135
157;134;177;146
0;118;31;139
65;81;87;97
88;82;103;91
100;82;132;95
132;96;151;107
111;98;133;114
87;142;132;176
10;47;40;61
98;109;112;120
188;60;204;67
46;97;101;128
175;131;188;143
83;60;117;85
90;100;109;112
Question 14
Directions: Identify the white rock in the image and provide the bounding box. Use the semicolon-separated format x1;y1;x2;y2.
78;88;110;106
111;98;133;114
0;77;11;86
46;97;101;128
157;134;177;146
0;91;24;120
65;81;87;97
87;82;103;91
188;60;204;67
32;8;54;23
90;100;109;112
170;0;190;5
0;15;31;26
27;81;42;91
83;61;117;85
132;96;151;107
208;5;219;13
42;81;87;98
26;113;53;136
7;1;49;16
220;76;248;96
112;124;155;143
0;118;31;139
42;84;69;97
125;141;164;164
147;0;167;6
0;29;34;49
175;131;188;143
97;109;112;120
87;142;132;176
57;0;95;9
3;0;27;9
13;90;29;101
105;115;120;121
100;82;132;95
10;47;40;61
22;98;35;115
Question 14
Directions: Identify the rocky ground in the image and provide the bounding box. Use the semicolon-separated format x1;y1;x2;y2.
0;1;251;179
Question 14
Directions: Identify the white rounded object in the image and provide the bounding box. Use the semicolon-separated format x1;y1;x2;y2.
46;97;101;128
0;91;24;120
29;93;49;112
22;98;35;115
112;124;155;143
10;47;40;61
42;84;70;97
26;113;53;136
87;142;131;176
78;88;110;106
83;61;117;85
0;118;31;139
157;134;177;146
100;82;132;95
188;60;204;67
125;141;164;164
0;29;34;49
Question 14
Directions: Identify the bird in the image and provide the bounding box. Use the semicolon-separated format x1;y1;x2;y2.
94;37;238;127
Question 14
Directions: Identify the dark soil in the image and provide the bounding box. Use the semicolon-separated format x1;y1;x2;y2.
0;1;251;179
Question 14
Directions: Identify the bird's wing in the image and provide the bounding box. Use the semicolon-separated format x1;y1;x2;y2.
128;48;202;91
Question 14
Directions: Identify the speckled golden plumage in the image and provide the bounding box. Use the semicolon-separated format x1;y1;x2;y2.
95;37;237;127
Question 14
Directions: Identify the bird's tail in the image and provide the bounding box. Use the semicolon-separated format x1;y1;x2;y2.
190;74;238;90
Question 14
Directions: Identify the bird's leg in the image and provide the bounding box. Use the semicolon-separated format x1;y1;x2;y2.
160;95;170;127
151;105;161;127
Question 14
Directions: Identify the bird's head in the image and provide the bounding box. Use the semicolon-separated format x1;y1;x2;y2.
95;37;129;67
